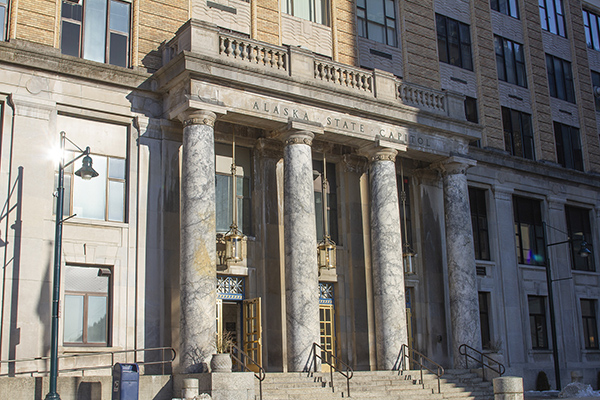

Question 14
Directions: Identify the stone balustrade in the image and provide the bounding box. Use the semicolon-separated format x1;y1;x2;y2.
314;58;373;93
219;33;288;72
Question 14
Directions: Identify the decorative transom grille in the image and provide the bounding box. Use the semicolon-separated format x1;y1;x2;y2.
217;276;244;300
319;283;334;305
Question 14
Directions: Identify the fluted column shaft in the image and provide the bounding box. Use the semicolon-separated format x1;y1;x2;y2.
367;147;408;370
179;111;218;373
283;130;320;372
441;157;481;368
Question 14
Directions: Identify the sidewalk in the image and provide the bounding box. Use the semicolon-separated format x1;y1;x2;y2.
525;390;600;400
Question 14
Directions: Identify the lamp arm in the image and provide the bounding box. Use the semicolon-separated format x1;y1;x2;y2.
62;146;91;169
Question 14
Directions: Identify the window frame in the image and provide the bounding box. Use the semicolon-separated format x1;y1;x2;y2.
356;0;398;46
553;122;583;171
469;187;491;261
282;0;330;26
491;0;519;19
546;54;575;103
583;9;600;51
581;299;599;349
529;295;549;349
502;107;535;160
539;0;566;37
513;196;546;266
565;205;595;271
60;0;131;68
0;0;8;41
495;36;527;87
436;14;473;71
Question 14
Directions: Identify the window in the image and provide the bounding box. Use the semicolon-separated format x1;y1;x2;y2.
514;196;546;266
58;153;127;222
63;265;110;346
591;71;600;112
0;0;8;41
491;0;519;18
583;10;600;51
546;54;575;103
502;107;535;160
554;122;583;171
314;160;338;243
436;14;473;71
60;0;131;67
479;292;492;349
215;143;252;235
398;175;413;249
581;299;599;349
282;0;329;26
357;0;397;46
465;97;478;123
566;206;594;271
529;296;548;349
469;188;490;261
495;36;527;87
539;0;566;37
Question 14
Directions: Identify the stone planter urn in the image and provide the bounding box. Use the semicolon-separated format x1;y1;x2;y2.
210;353;232;372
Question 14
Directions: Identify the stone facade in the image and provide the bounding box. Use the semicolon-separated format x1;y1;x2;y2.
0;0;599;396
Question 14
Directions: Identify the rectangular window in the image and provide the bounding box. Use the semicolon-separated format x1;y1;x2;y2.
436;14;473;71
553;122;583;171
591;71;600;112
583;10;600;51
0;0;8;41
514;196;546;266
491;0;519;18
539;0;566;37
398;175;413;251
479;292;492;349
57;153;127;223
357;0;398;46
63;265;110;346
529;296;549;349
314;160;338;243
566;206;595;271
581;299;599;349
60;0;131;67
282;0;330;26
469;188;490;261
495;36;527;87
546;54;575;103
215;143;252;236
465;96;479;123
502;107;535;160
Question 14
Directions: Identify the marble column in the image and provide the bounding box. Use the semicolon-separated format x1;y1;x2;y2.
282;128;320;372
179;110;218;373
366;146;408;370
440;156;481;368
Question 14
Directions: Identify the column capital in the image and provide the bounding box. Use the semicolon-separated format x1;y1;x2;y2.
271;119;324;146
360;145;398;163
547;196;567;211
180;110;218;127
492;185;514;202
437;156;476;176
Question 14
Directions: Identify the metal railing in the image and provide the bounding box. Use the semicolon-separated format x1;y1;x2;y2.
0;346;175;377
229;343;266;400
312;342;353;397
396;344;445;393
458;344;505;381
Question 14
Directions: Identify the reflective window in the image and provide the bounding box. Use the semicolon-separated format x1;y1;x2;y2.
469;188;490;261
491;0;519;18
436;14;473;71
581;299;599;349
546;54;575;103
583;9;600;50
553;122;583;171
539;0;566;37
0;0;8;41
502;107;535;160
529;296;548;349
565;205;594;271
495;36;527;87
357;0;398;46
513;196;546;266
282;0;330;26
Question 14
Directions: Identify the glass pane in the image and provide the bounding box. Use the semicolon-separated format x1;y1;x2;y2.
505;41;516;84
87;296;108;343
539;1;548;31
108;157;126;180
369;0;385;24
591;14;600;50
65;265;109;293
367;22;385;43
83;0;108;63
0;8;4;41
73;154;107;220
109;33;128;68
64;295;84;343
292;0;310;20
109;0;130;33
61;21;81;57
509;0;519;18
215;174;232;232
108;180;125;222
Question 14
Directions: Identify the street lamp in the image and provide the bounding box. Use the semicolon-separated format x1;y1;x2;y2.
45;131;98;400
543;222;591;392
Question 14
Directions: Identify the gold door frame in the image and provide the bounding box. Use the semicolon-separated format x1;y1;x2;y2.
243;297;262;371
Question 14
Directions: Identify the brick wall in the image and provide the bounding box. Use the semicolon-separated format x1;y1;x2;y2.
335;0;358;66
15;0;56;46
256;0;280;45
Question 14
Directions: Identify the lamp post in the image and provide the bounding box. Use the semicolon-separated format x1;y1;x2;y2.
45;131;98;400
543;222;591;392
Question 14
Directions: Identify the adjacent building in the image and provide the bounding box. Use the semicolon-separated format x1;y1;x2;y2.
0;0;599;392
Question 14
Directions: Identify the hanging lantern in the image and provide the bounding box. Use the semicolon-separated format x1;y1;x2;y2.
403;248;417;275
400;160;417;275
317;154;336;271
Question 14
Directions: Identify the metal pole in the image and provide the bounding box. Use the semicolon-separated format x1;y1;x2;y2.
45;132;65;400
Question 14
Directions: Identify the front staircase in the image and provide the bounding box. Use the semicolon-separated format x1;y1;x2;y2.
256;369;494;400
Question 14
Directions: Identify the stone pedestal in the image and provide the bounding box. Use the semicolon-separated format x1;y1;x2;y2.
365;146;408;370
179;111;218;373
493;377;523;400
174;373;255;400
440;156;481;368
282;127;320;372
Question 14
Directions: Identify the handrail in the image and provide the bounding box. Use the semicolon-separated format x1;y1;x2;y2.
0;346;176;377
396;344;445;393
458;344;505;381
228;343;266;400
312;342;353;397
